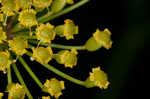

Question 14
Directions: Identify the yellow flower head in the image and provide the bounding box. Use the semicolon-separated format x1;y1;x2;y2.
8;83;25;99
35;23;56;43
66;0;74;4
32;47;53;64
0;26;7;43
0;92;3;99
16;0;32;9
0;50;12;73
42;96;51;99
33;0;52;9
64;19;78;40
93;28;112;49
1;0;19;16
18;9;38;27
44;78;65;99
8;37;28;56
89;66;110;89
56;48;78;68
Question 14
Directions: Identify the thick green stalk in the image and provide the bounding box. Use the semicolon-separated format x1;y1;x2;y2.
10;0;89;33
29;40;86;50
26;51;86;87
12;63;33;99
18;56;43;89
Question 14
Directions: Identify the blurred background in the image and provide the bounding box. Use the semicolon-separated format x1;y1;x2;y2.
0;0;150;99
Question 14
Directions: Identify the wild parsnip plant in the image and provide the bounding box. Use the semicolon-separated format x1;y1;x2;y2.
0;0;112;99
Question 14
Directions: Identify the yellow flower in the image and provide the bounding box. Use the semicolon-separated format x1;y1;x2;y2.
0;50;12;73
35;23;56;43
0;26;7;43
33;0;52;9
0;92;3;99
55;19;78;40
16;0;32;9
8;37;28;56
42;96;51;99
66;0;74;4
89;66;110;89
18;9;38;27
44;78;65;99
1;0;19;16
32;47;53;64
8;83;25;99
55;48;78;68
64;19;78;40
93;28;112;49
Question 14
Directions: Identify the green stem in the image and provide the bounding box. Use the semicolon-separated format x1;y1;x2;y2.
10;0;89;33
7;67;12;85
29;40;86;50
26;51;86;87
18;56;43;89
12;63;33;99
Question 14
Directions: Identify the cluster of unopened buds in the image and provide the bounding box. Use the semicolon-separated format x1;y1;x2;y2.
0;0;112;99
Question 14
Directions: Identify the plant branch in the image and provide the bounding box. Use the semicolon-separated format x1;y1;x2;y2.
18;56;43;89
12;63;33;99
26;51;86;87
29;40;86;50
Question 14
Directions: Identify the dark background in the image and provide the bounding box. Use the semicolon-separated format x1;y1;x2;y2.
0;0;150;99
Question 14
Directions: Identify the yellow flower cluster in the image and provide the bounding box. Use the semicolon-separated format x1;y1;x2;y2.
44;78;65;99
